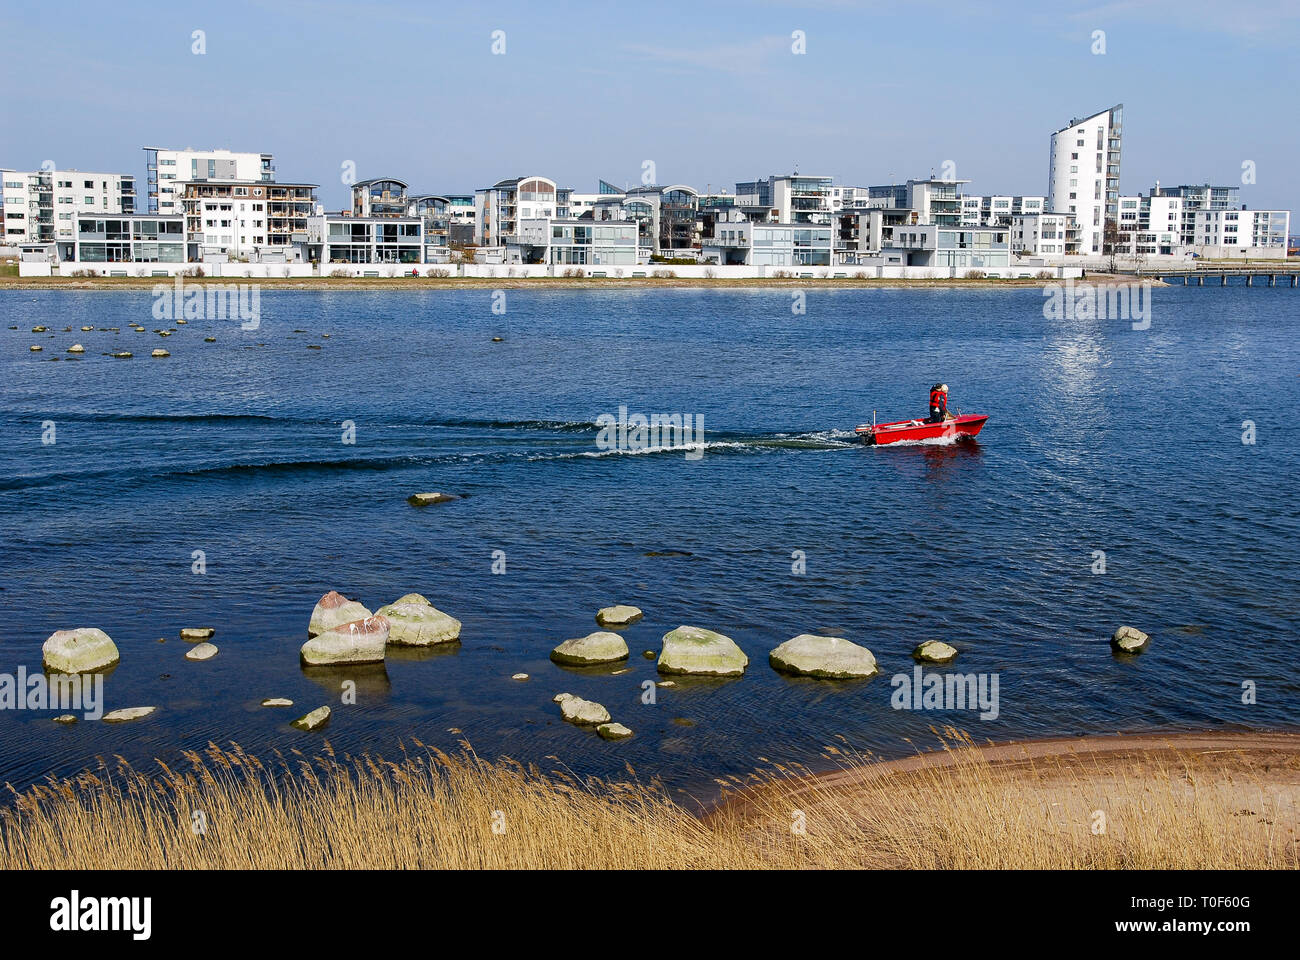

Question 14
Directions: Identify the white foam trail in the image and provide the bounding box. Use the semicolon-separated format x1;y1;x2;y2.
872;433;968;448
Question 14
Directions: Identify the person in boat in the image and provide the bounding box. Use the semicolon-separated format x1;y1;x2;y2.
927;383;953;423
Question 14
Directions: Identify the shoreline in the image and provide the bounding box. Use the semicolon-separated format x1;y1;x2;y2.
707;727;1300;819
0;273;1163;292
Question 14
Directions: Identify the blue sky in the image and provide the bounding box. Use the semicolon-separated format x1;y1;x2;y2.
2;0;1296;214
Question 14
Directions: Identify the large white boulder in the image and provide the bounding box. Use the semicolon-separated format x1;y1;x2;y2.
554;693;611;725
550;631;629;665
769;634;879;679
103;706;156;723
375;596;461;646
308;591;372;637
597;722;633;740
300;615;389;665
596;605;643;628
42;628;120;674
912;640;957;663
291;706;331;731
657;625;748;676
1111;625;1150;653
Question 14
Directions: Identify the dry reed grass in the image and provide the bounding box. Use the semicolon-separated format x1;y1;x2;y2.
2;730;1295;869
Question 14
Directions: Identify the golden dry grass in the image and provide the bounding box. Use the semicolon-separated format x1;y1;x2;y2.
1;731;1295;869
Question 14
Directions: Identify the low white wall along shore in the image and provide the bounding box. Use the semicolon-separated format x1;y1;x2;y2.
20;261;1087;281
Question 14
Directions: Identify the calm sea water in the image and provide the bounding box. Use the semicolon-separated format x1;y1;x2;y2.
1;285;1297;799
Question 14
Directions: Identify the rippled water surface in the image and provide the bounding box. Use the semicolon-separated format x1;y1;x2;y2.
1;286;1297;797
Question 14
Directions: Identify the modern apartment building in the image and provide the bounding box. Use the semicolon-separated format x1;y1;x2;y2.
1149;183;1238;246
960;195;1046;226
1010;213;1077;257
1111;183;1287;256
474;176;565;248
308;215;423;264
1046;104;1123;255
735;175;834;224
351;178;410;218
57;214;186;265
2;169;136;243
622;184;700;256
1194;208;1290;254
180;180;315;260
145;147;274;214
408;196;452;261
885;224;1010;268
509;217;639;266
700;210;833;267
868;179;969;226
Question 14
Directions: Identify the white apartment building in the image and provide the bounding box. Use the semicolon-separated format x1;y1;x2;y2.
308;215;423;265
1047;104;1123;255
701;211;833;267
1010;213;1077;257
180;180;315;261
56;214;186;266
509;218;639;266
961;195;1045;226
735;175;834;224
475;176;562;248
1194;208;1290;256
1113;183;1289;257
145;147;274;214
2;169;136;243
1115;193;1182;256
867;179;969;226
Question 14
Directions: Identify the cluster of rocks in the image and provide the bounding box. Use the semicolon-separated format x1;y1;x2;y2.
299;590;462;665
553;693;631;740
38;588;1156;742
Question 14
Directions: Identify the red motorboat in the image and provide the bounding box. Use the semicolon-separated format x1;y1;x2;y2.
855;413;988;446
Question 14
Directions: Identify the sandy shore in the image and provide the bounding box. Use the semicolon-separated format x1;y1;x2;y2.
713;729;1300;828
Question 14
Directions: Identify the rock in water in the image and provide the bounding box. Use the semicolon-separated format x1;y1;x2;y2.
308;590;372;637
42;628;120;673
596;605;643;628
180;627;214;642
550;631;629;665
597;722;633;740
912;640;958;663
185;642;219;661
67;344;84;353
1111;625;1150;653
375;596;461;646
769;634;879;678
657;625;748;676
261;698;294;707
555;694;611;725
53;714;78;724
291;706;331;731
300;615;389;665
512;673;529;681
407;492;456;506
103;706;157;723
